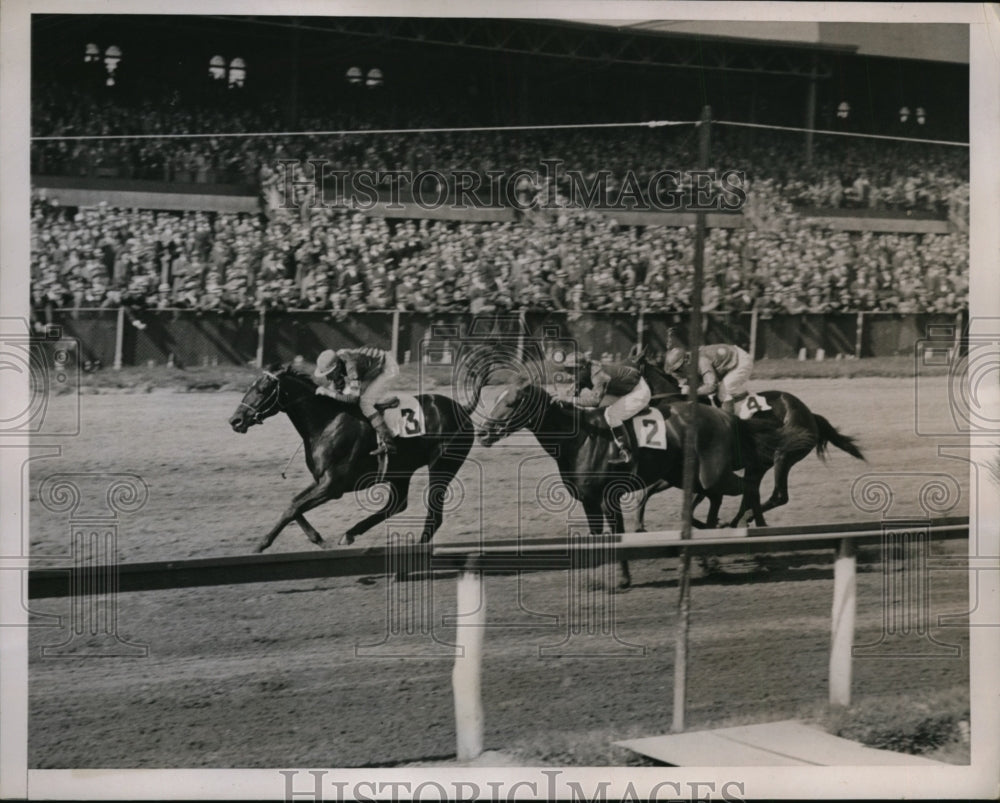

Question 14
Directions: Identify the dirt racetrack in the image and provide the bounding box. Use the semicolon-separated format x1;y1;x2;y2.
28;377;971;767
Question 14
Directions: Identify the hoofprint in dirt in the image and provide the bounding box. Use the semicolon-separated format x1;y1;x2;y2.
27;377;970;767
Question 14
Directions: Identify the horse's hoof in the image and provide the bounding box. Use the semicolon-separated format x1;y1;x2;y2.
617;580;632;592
339;534;355;546
252;544;266;554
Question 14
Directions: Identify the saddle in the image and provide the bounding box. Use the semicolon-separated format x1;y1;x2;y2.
374;396;400;412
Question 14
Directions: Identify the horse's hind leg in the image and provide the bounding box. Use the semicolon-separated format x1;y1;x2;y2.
255;477;339;552
760;449;809;514
419;457;465;543
341;476;411;545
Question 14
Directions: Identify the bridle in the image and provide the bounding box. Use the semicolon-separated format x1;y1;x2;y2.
236;369;283;425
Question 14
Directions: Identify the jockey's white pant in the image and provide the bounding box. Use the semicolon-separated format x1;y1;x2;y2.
359;354;400;419
603;377;652;427
717;347;753;402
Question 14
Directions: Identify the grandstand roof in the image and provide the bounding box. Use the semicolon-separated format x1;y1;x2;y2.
574;20;968;64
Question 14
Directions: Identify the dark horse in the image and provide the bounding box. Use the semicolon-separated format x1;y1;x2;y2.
229;361;487;552
475;372;777;588
626;345;866;528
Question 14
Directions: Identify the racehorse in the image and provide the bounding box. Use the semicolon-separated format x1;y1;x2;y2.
229;359;488;553
626;345;865;528
475;371;778;588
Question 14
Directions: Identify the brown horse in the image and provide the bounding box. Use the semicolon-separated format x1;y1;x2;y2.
627;345;865;528
229;360;487;552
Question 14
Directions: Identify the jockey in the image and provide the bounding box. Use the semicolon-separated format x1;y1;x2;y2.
314;346;400;456
664;343;754;415
563;352;651;467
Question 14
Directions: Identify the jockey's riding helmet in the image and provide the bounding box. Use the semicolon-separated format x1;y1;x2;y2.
314;349;342;378
664;347;687;373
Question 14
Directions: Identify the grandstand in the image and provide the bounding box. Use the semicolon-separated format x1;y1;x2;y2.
28;16;969;351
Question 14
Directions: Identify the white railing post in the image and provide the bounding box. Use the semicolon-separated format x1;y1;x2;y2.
748;307;759;358
391;309;400;362
829;538;857;706
453;557;485;761
855;311;864;359
113;306;124;370
256;307;266;369
636;310;644;352
516;309;526;363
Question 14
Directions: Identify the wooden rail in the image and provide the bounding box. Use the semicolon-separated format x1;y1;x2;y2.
27;517;970;760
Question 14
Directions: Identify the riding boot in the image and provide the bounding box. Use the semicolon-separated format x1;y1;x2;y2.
368;412;397;456
608;424;634;466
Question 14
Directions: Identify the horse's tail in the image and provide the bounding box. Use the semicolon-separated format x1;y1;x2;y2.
814;414;866;462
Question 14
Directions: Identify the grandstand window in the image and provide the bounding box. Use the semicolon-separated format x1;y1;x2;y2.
209;55;226;81
228;57;246;88
916;107;927;125
84;43;100;63
899;106;911;123
836;101;850;119
346;66;363;85
366;67;384;88
104;45;122;86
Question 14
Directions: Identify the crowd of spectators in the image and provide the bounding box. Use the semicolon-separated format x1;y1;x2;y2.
29;80;969;320
30;190;968;320
32;84;969;218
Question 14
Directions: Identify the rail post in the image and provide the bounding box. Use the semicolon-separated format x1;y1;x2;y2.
255;307;266;369
674;103;711;733
516;308;526;363
829;537;857;706
113;305;124;370
390;309;400;362
452;555;485;760
748;307;759;359
855;312;864;359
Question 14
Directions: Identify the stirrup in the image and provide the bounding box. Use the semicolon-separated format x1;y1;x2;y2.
370;441;396;456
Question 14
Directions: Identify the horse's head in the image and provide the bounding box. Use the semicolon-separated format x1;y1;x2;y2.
476;374;548;446
229;364;313;433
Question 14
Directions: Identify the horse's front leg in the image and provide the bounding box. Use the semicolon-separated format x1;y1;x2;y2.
635;478;670;532
254;476;340;552
340;477;411;546
599;493;634;592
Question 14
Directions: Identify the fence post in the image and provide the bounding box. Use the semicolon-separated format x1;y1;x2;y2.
748;307;759;359
636;311;645;352
391;309;400;362
255;307;266;369
829;537;857;706
453;556;485;760
517;309;528;362
113;306;124;370
855;312;864;359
